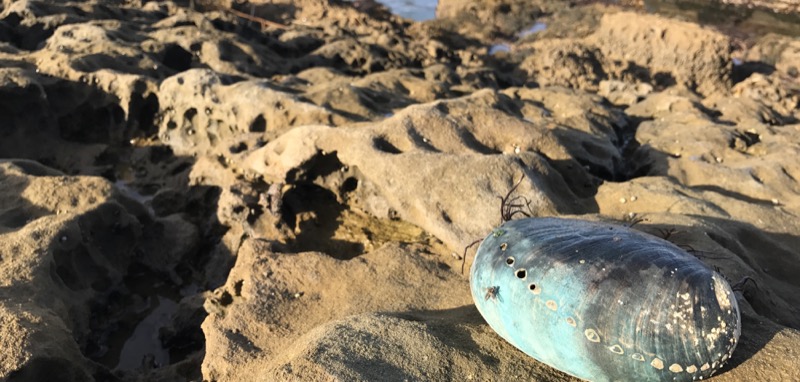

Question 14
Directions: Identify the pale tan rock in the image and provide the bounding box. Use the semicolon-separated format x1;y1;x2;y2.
435;0;559;40
1;1;799;381
518;39;606;91
200;239;475;381
732;73;799;118
243;89;602;250
0;160;202;380
598;80;653;106
588;12;732;95
156;69;339;156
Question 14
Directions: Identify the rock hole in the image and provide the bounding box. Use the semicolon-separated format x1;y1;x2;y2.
249;114;266;132
161;44;193;72
651;72;677;89
369;61;385;72
528;283;536;291
281;183;364;260
218;291;233;306
246;204;263;225
134;93;160;137
506;257;515;266
440;210;452;224
516;268;527;279
729;130;761;150
341;177;358;193
229;142;248;153
183;108;197;123
372;136;403;154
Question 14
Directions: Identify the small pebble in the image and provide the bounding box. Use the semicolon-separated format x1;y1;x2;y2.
619;197;627;204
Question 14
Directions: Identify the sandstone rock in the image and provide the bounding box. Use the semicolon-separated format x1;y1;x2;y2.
732;73;799;118
243;89;606;250
598;79;653;106
0;160;202;379
201;239;474;381
518;39;606;91
1;1;800;381
435;0;557;40
588;12;732;95
633;106;800;211
503;86;629;180
0;160;128;379
264;312;578;382
157;69;340;156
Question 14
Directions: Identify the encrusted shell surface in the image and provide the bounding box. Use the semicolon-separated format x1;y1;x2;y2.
469;218;741;382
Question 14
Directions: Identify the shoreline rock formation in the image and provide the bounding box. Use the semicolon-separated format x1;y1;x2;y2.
0;0;798;381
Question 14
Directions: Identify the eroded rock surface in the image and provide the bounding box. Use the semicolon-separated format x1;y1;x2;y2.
1;0;800;381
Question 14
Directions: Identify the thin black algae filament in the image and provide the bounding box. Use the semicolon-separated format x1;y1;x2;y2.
499;174;534;224
461;239;483;275
461;174;533;275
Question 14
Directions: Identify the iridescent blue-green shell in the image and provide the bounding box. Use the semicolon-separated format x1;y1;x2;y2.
470;218;740;382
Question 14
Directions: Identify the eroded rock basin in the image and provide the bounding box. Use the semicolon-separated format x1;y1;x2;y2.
1;0;799;381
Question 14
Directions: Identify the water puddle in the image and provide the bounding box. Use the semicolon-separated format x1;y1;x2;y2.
488;44;511;55
377;0;438;21
518;21;547;38
373;0;800;37
114;180;155;216
115;296;179;371
643;0;800;36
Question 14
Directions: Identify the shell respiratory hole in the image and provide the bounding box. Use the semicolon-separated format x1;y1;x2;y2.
469;217;741;382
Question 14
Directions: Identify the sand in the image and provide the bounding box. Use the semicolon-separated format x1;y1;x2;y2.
0;0;799;381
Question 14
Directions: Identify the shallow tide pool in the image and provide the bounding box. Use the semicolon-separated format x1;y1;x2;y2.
378;0;437;21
